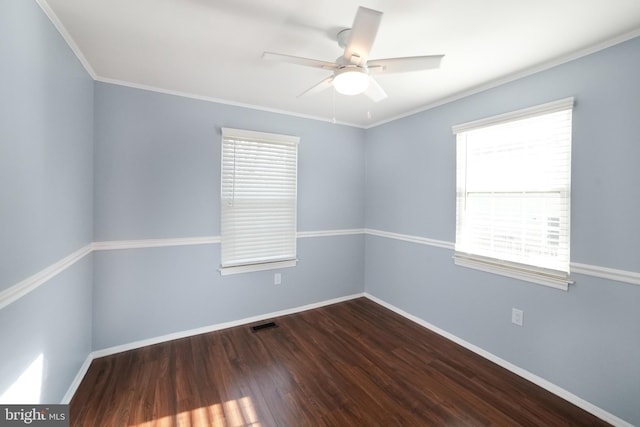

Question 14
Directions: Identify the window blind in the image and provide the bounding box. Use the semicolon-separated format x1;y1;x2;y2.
453;98;573;289
220;128;299;275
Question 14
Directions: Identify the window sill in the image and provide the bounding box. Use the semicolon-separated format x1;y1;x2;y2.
453;253;571;291
219;259;297;276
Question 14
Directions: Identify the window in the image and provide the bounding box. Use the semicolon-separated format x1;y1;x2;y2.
220;128;299;275
452;98;573;290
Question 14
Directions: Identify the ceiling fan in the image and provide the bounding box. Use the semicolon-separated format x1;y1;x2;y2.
263;6;444;102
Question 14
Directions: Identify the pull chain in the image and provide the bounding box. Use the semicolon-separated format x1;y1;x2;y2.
332;88;337;124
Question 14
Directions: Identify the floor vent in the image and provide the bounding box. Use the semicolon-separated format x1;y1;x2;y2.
251;321;278;332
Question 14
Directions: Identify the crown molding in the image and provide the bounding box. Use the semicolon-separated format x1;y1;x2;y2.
367;30;640;129
36;0;98;79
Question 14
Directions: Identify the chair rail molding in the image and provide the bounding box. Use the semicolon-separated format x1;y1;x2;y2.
2;229;638;312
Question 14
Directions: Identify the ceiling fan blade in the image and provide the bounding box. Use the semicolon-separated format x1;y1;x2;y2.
343;7;383;65
364;77;388;102
367;55;444;74
263;52;337;70
297;75;334;98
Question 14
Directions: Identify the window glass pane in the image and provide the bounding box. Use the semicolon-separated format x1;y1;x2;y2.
454;100;572;278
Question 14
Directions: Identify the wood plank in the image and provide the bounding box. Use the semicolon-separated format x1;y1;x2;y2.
70;298;610;426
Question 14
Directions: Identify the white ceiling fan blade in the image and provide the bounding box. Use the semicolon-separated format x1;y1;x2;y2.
263;52;337;70
365;77;388;102
343;7;382;65
297;75;334;98
367;55;444;74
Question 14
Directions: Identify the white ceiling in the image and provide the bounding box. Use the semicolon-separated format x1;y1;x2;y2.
42;0;640;127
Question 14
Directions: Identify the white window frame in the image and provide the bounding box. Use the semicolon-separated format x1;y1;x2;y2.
452;98;574;290
220;128;299;275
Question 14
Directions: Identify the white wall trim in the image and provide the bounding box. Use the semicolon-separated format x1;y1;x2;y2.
0;231;364;311
367;28;640;129
58;293;365;402
297;228;365;239
91;292;364;359
0;245;92;311
92;230;364;251
3;229;639;313
36;0;98;79
365;228;455;250
61;354;93;404
451;97;574;135
36;0;640;131
571;262;640;286
365;228;640;287
62;289;635;425
95;77;365;128
364;293;633;427
91;236;220;251
38;3;362;128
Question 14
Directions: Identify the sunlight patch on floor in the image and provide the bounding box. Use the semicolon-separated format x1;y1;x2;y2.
129;396;260;427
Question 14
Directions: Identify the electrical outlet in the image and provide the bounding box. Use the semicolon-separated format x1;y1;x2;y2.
511;308;524;326
274;273;281;285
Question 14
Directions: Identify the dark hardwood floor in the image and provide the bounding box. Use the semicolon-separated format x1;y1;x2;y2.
71;298;609;426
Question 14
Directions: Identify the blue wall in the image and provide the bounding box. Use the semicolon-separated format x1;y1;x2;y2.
92;236;364;349
93;83;365;240
91;82;366;349
365;36;640;424
0;0;93;404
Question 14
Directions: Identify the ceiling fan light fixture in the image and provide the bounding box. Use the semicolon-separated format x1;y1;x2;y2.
333;66;369;95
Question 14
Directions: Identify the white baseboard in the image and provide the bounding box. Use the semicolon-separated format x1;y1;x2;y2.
62;292;632;426
91;292;364;358
364;293;633;427
63;293;365;402
61;354;93;404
